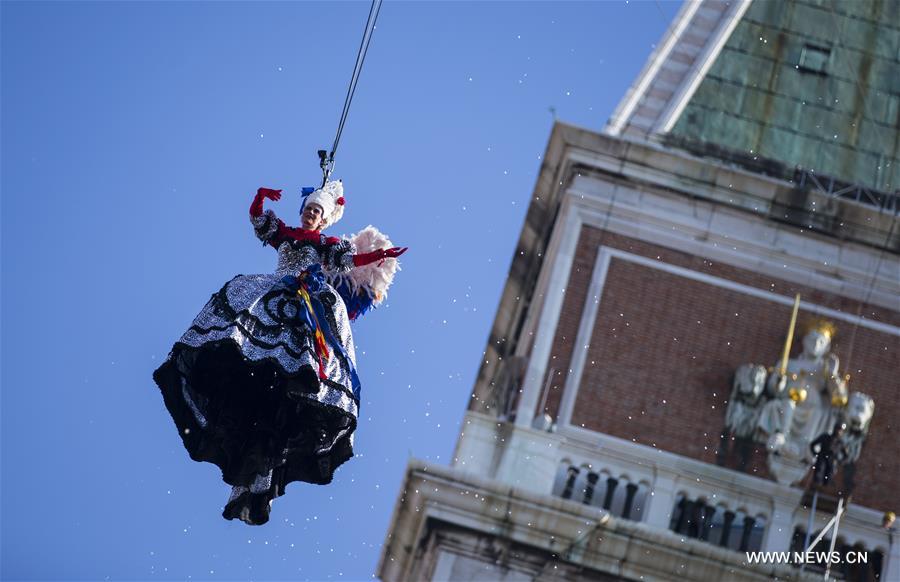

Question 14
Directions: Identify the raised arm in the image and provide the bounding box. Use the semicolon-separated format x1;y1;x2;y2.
250;187;286;246
250;187;282;216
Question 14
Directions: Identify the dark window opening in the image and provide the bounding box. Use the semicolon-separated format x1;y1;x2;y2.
798;44;831;75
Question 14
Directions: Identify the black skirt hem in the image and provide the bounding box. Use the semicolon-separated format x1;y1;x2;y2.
153;338;357;490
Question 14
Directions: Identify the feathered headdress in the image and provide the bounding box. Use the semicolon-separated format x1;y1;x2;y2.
301;180;346;227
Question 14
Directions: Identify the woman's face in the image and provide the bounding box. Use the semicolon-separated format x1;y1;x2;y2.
301;203;325;230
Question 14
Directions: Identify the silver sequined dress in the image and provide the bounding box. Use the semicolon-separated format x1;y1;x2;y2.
153;209;360;522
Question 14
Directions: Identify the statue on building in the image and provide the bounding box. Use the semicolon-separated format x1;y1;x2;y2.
723;302;876;487
754;320;850;485
835;391;875;495
718;363;767;469
838;391;875;464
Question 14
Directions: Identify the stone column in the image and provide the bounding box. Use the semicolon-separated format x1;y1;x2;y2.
645;473;678;530
495;423;562;494
763;490;802;552
514;200;580;429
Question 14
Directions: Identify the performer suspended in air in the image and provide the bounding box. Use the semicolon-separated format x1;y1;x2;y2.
153;181;406;525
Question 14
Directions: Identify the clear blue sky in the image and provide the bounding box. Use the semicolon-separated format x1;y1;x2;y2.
1;1;679;579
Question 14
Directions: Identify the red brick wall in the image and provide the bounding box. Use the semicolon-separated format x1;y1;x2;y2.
539;225;900;511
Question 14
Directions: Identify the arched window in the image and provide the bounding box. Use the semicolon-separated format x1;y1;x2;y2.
607;476;628;516
670;493;687;532
622;482;646;521
746;514;766;552
569;464;592;503
588;470;611;510
551;464;646;522
725;509;747;551
686;497;710;540
707;504;728;546
670;496;766;554
551;461;573;497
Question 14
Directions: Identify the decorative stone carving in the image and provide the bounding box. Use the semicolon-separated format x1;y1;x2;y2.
724;319;874;486
839;391;875;464
834;391;875;495
718;364;767;469
725;364;768;438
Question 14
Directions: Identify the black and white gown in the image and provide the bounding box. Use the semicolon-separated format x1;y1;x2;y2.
153;209;370;524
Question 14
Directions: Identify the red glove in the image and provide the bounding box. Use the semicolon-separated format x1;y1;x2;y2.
259;187;282;200
352;246;408;267
250;187;282;216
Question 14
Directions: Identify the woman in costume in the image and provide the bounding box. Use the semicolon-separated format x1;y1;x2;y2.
153;181;406;525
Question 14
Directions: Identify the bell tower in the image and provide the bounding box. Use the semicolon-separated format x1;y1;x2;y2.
380;2;900;580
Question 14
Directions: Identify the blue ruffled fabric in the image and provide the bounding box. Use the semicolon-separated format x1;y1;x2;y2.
330;277;377;322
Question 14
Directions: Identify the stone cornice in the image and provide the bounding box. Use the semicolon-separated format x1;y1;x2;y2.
552;121;897;254
377;457;817;582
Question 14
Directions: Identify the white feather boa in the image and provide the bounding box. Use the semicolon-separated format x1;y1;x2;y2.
332;225;399;306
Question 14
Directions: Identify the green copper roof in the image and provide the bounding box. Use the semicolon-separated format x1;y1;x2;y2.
670;0;900;192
